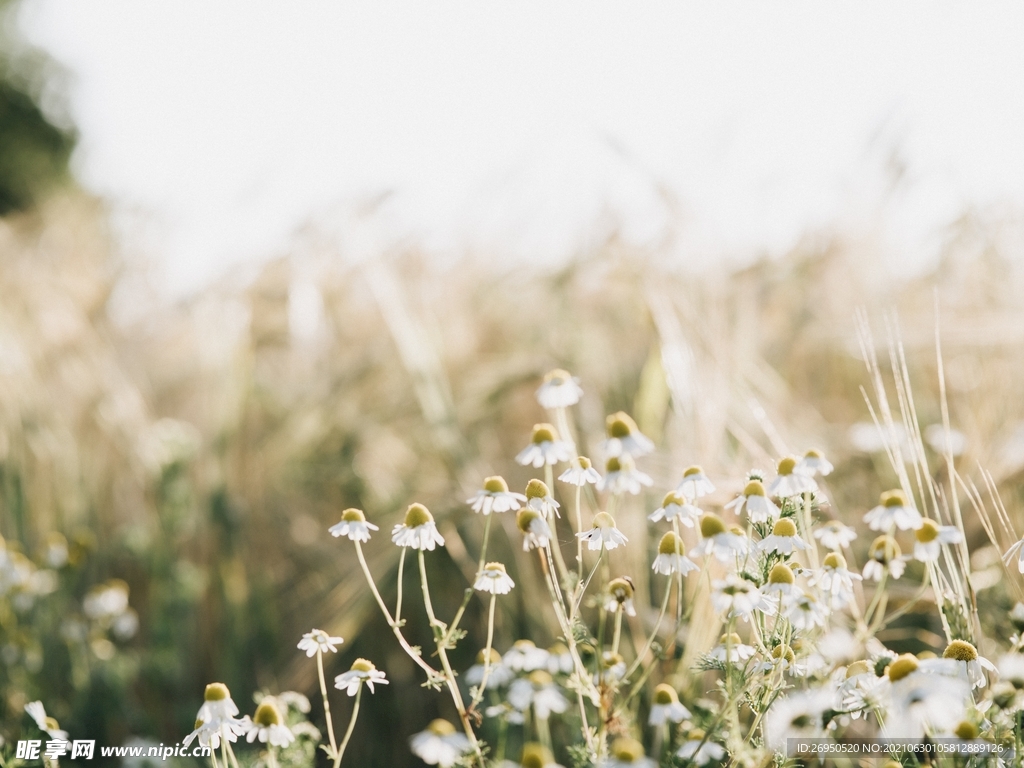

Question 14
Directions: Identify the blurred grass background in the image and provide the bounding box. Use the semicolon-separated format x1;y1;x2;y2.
2;4;1024;765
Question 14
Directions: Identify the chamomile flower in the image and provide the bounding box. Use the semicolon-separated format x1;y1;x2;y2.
536;369;584;409
786;591;828;630
676;465;715;500
465;648;514;688
467;476;527;516
598;455;653;495
504;640;551;673
297;629;344;657
648;684;691;726
596;652;627;684
558;456;601;486
244;700;295;747
711;575;773;620
577;512;628;550
516;424;573;468
998;653;1024;688
762;563;800;603
508;671;569;720
725;479;780;523
864;489;922;532
757;643;800;675
183;684;247;750
806;552;861;610
838;660;883;717
941;640;997;689
545;643;574;675
519;743;562;768
524;478;561;518
676;731;726;766
474;562;516;594
862;536;907;581
391;503;445;551
516;508;553;551
651;531;699;576
796;449;834;476
913;519;963;562
813;520;858;550
768;456;818;498
599;738;656;767
409;720;471;768
692;514;748;562
763;690;833;752
647;491;702;527
601;412;654;458
24;701;68;740
604;577;637;616
334;658;389;695
758;517;810;555
884;657;970;739
708;633;757;663
328;507;379;542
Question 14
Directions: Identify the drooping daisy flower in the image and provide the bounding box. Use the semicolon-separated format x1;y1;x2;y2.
762;563;800;603
519;742;562;768
504;640;552;673
297;629;344;657
409;719;471;768
807;552;862;610
864;489;922;532
724;479;780;523
692;513;748;562
676;465;715;501
507;671;569;720
334;658;389;695
328;507;379;542
651;531;699;576
184;683;247;749
796;449;834;477
604;576;637;616
516;424;574;468
598;738;656;768
646;684;690;726
941;640;997;689
763;690;832;752
465;648;514;688
601;412;654;458
675;730;726;766
24;701;69;740
756;643;801;675
767;456;818;498
786;591;829;630
392;503;446;551
647;491;702;527
711;575;773;620
474;562;516;594
813;520;858;551
467;476;527;516
862;535;907;581
577;512;628;550
758;517;810;555
598;455;653;495
536;368;584;409
884;656;970;739
708;633;757;664
595;652;627;684
524;478;561;518
516;508;553;551
244;700;295;747
558;456;601;486
913;519;963;562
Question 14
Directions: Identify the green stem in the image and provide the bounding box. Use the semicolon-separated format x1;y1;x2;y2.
395;547;407;623
470;594;497;709
317;649;338;757
575;484;584;585
333;683;361;768
622;575;672;682
611;605;623;656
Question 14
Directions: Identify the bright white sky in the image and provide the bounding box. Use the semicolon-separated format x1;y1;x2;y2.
20;2;1024;295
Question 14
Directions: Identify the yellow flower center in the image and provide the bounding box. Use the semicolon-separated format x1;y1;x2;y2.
943;640;979;662
915;519;939;543
341;508;366;523
743;480;766;497
804;449;822;459
528;670;553;687
483;476;509;493
531;423;559;444
700;513;726;537
516;508;541;532
404;503;433;528
845;660;871;678
525;478;550;500
658;531;683;555
772;518;798;537
483;561;506;574
688;729;706;741
608;577;634;601
576;456;592;469
253;701;281;727
520;743;553;768
823;552;847;569
772;644;795;663
610;738;645;762
719;633;743;645
882;489;907;508
477;648;502;664
204;683;230;701
776;457;797;476
544;368;571;384
427;719;456;736
593;511;616;529
768;563;795;584
661;491;685;507
351;658;375;673
869;535;900;563
954;721;979;740
886;654;919;682
683;465;703;478
653;683;678;705
606;412;637;438
606;456;622;473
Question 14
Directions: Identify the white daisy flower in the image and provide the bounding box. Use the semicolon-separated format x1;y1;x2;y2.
1004;537;1024;574
862;536;908;581
806;552;861;610
334;658;389;695
762;563;800;604
601;411;655;458
184;718;247;751
675;465;715;501
516;508;553;551
599;738;656;767
391;503;446;551
604;577;637;617
545;643;574;675
516;423;574;468
503;640;551;673
940;640;997;689
708;633;757;664
244;700;295;747
24;701;69;740
838;660;884;717
647;491;702;527
711;575;774;620
796;449;834;477
508;671;568;720
536;368;584;409
692;514;748;562
474;562;516;594
183;684;247;750
651;532;699;576
724;479;780;523
813;520;858;550
598;454;653;496
297;628;344;657
328;507;379;542
884;657;970;739
277;691;311;713
595;652;628;685
675;732;726;766
524;478;561;518
409;719;471;768
864;489;923;532
756;643;803;675
913;519;963;562
786;591;829;630
768;456;818;498
518;743;562;768
998;653;1024;688
763;690;833;752
467;476;527;516
758;517;810;555
577;512;628;550
465;648;514;688
558;456;602;486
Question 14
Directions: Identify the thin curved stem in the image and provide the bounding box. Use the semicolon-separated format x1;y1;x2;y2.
316;649;338;757
333;683;361;768
395;547;407;623
470;594;497;710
